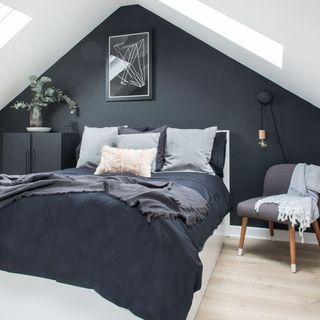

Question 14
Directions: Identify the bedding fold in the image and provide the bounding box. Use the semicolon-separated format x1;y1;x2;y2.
0;172;209;226
105;175;209;225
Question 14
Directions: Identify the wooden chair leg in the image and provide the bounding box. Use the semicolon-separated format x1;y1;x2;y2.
312;220;320;246
288;224;296;273
238;217;248;256
268;221;274;240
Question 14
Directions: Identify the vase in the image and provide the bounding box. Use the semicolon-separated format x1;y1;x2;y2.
30;107;43;127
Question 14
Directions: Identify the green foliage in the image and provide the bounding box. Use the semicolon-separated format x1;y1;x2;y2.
10;75;78;114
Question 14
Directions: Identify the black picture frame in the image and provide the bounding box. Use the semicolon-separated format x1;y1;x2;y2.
106;31;153;101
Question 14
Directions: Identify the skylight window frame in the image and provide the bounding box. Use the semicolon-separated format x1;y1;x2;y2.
158;0;284;68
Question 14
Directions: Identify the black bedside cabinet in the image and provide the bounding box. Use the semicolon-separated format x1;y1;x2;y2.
2;132;79;174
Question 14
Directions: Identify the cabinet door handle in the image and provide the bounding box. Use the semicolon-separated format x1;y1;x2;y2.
32;150;36;173
25;150;30;173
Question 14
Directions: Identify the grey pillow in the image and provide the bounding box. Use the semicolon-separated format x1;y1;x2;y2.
77;126;120;168
162;127;217;173
210;132;227;177
118;126;167;171
116;132;160;171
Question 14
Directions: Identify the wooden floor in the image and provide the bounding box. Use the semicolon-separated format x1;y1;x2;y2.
196;237;320;320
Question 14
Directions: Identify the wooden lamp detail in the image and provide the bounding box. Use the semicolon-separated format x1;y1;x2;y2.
258;129;267;148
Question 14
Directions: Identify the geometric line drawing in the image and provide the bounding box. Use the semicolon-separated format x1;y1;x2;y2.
113;39;146;88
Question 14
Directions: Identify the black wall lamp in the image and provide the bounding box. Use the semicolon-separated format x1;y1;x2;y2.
257;90;288;163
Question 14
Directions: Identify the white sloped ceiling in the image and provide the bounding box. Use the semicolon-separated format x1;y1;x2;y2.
1;0;320;110
0;0;131;110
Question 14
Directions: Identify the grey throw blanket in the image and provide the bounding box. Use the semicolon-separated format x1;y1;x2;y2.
105;176;209;225
0;173;209;226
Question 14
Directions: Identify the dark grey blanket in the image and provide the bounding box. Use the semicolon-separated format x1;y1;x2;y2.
0;173;209;225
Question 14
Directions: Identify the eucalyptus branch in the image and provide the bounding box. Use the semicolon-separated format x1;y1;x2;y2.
10;75;78;114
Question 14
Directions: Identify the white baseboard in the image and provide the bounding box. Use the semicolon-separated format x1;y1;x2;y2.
229;225;318;245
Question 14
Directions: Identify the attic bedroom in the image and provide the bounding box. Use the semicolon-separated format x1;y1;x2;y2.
0;1;319;319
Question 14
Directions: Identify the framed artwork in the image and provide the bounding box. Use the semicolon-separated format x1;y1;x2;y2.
106;31;152;101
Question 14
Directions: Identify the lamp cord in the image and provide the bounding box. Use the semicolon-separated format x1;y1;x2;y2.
270;102;288;163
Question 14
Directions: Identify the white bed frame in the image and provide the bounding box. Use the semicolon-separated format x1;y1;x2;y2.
0;130;230;320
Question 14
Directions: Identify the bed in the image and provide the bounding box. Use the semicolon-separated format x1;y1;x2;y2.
0;130;230;320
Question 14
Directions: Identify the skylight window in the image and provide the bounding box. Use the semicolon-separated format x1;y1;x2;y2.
0;2;31;49
158;0;284;68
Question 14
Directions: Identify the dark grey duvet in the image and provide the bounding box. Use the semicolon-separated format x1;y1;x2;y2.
0;167;230;320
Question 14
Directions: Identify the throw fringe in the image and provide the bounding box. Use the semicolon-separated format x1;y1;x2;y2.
278;202;311;243
143;203;209;226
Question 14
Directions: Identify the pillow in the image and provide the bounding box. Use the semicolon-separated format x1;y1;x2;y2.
210;132;227;177
162;127;217;173
116;132;160;149
75;143;81;161
118;126;167;171
77;126;119;168
118;126;149;134
116;132;160;171
95;146;157;177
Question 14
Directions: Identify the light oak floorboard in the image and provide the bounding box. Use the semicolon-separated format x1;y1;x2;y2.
196;237;320;320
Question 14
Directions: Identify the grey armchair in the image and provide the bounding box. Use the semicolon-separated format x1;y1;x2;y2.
237;164;320;273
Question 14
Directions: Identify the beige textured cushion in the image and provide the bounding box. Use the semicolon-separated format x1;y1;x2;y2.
95;146;157;177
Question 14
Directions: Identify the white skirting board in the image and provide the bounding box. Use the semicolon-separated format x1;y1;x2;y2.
230;225;318;245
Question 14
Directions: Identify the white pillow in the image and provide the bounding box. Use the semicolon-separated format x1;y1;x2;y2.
162;127;217;173
77;126;120;168
95;146;157;177
116;132;160;171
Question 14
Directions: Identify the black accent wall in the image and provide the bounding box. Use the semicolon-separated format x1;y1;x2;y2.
1;5;320;227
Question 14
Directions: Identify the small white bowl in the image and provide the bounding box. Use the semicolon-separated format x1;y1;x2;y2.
26;127;52;133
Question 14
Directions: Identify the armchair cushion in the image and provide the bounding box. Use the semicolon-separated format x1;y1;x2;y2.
237;197;289;224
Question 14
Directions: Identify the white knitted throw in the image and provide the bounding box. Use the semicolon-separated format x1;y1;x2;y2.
255;195;312;242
